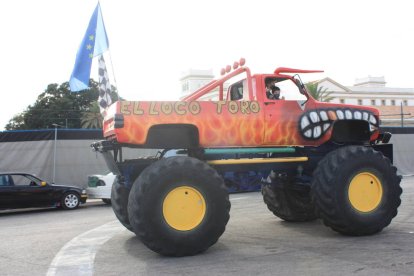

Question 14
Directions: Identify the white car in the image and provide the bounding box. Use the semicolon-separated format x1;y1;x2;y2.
86;172;116;204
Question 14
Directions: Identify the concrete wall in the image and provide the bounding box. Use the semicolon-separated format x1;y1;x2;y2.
0;139;157;188
390;133;414;176
0;134;412;189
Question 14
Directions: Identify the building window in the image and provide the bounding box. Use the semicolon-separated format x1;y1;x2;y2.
381;99;386;106
182;81;189;92
371;100;376;106
391;100;396;106
340;99;345;104
358;99;362;105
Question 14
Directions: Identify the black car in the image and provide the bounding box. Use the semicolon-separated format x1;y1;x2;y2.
0;173;87;210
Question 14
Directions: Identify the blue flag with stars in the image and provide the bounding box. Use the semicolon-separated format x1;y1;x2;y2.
69;3;109;92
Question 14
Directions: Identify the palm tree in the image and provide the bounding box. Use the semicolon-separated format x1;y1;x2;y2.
81;102;102;129
305;82;335;102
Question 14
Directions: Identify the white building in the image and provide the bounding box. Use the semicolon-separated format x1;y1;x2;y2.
179;68;230;100
180;69;215;98
318;76;414;126
318;76;414;107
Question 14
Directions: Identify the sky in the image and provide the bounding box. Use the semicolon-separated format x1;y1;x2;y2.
0;0;413;130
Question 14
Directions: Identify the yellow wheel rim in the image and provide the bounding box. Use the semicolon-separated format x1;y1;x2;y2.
163;186;206;231
348;172;383;212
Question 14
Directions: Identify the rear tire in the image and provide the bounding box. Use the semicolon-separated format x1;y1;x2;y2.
262;183;317;222
311;146;402;235
111;179;133;231
128;156;230;256
111;157;159;232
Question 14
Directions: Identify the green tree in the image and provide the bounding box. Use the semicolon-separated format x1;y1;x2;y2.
5;113;26;130
5;79;118;130
81;101;102;129
305;82;334;102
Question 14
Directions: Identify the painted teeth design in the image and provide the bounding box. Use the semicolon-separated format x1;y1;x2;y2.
313;126;322;138
354;111;362;120
299;108;379;140
369;114;377;125
301;116;310;130
319;111;328;121
309;111;320;123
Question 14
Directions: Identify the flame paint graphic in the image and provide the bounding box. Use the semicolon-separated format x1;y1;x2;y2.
105;101;379;148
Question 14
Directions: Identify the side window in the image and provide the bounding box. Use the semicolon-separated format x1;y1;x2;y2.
0;175;11;186
12;175;34;186
27;175;42;186
229;83;243;100
227;79;249;101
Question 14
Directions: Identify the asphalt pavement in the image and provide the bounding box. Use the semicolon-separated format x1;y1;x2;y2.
1;177;413;276
93;176;414;276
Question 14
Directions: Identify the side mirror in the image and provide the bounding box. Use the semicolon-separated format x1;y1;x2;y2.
41;181;47;187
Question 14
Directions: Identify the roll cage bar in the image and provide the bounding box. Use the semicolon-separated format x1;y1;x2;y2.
182;58;323;102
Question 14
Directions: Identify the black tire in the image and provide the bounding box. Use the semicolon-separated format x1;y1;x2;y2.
262;184;317;222
111;179;133;231
311;146;402;235
128;156;230;256
61;192;80;210
102;198;111;205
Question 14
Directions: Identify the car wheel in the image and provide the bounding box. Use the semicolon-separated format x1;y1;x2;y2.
61;192;80;210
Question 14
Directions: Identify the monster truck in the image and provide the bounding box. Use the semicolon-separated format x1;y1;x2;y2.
92;58;402;256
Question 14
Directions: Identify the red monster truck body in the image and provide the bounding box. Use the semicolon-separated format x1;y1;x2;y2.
102;60;381;149
93;59;401;257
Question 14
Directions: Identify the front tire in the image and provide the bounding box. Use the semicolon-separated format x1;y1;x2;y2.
311;146;402;235
128;156;230;256
61;192;80;210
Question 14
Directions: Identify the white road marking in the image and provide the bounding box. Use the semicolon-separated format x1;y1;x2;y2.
46;220;124;276
47;196;249;275
230;196;249;201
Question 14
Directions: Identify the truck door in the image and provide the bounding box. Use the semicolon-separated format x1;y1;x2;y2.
0;175;16;208
12;174;53;208
263;78;315;146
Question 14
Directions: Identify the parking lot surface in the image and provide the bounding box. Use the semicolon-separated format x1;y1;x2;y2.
1;177;413;276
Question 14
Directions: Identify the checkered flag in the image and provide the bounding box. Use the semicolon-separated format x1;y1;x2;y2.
98;55;112;115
